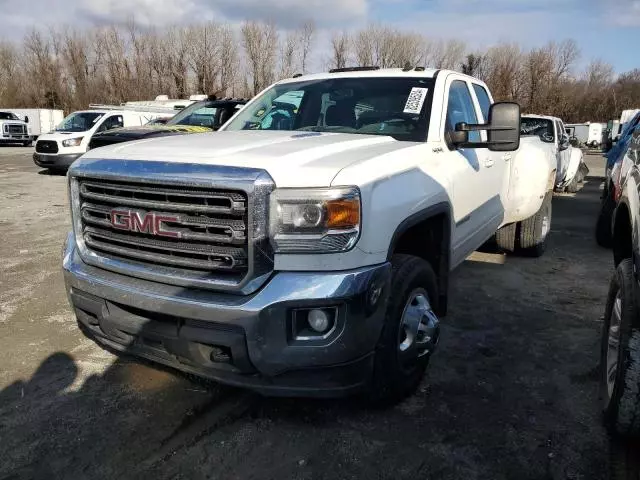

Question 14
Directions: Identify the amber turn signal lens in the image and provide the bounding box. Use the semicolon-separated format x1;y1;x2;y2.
326;198;360;229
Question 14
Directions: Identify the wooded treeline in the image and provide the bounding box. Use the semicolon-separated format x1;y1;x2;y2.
0;21;638;123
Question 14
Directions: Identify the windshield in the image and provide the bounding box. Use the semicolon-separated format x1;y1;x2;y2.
223;77;434;141
521;117;555;143
55;112;104;132
169;103;218;127
0;112;20;121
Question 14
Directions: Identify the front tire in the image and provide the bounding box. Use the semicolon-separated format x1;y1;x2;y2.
601;259;640;437
517;192;552;257
370;254;440;405
596;192;615;248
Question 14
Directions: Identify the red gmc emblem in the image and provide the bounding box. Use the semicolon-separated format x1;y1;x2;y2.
110;209;180;238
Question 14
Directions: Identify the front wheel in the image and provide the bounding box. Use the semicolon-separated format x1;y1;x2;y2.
369;254;440;405
601;259;640;437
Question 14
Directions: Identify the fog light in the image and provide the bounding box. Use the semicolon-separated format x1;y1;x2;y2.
308;309;331;333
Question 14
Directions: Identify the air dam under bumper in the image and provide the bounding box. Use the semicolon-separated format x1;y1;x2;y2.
33;152;82;169
62;233;391;397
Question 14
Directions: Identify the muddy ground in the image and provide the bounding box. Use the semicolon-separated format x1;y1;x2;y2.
0;148;624;479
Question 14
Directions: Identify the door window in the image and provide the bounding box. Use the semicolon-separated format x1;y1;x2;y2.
98;115;124;132
446;80;480;143
472;84;492;122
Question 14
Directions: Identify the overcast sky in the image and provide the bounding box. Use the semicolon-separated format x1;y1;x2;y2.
0;0;638;72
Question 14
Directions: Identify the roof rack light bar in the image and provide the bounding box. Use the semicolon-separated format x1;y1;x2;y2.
328;66;380;73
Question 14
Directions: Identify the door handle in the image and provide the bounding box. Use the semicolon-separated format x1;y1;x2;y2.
484;158;495;168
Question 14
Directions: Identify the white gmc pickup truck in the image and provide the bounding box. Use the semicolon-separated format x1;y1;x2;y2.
63;67;554;403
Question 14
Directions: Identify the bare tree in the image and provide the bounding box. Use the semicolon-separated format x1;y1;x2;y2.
242;21;278;96
278;31;299;79
2;23;639;123
298;21;315;73
353;27;374;66
165;26;190;98
218;25;239;97
428;39;466;70
330;31;350;69
0;41;22;107
187;22;221;95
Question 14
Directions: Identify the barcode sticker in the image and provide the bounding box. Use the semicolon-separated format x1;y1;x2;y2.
403;88;429;114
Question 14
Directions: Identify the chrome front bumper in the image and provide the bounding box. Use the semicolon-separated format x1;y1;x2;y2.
63;233;391;396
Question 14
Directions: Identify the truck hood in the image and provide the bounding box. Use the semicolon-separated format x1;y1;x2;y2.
39;131;88;141
80;130;416;187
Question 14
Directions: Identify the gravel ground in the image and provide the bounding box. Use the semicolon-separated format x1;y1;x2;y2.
0;147;626;479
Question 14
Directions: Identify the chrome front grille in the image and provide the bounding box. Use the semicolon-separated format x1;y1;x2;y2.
70;161;275;294
78;178;249;279
4;124;26;135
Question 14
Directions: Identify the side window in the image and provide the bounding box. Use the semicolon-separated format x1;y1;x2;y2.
98;115;124;132
446;80;480;143
472;84;492;121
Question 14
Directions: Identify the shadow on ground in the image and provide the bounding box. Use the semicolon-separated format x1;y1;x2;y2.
37;168;66;176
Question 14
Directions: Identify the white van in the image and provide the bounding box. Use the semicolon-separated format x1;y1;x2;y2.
33;109;172;171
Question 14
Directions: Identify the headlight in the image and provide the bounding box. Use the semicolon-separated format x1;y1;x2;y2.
62;137;83;147
269;187;361;253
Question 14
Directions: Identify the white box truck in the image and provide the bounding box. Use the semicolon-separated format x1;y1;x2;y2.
4;109;64;142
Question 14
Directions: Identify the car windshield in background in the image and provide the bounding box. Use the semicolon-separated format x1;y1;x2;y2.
521;118;555;143
0;112;20;120
223;77;435;142
169;103;218;127
56;112;104;132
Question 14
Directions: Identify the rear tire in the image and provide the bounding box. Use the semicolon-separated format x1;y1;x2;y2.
517;192;552;257
601;259;640;437
596;193;615;248
495;223;516;252
369;254;440;405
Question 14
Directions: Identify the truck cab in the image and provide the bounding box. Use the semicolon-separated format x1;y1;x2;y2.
521;114;586;192
33;110;173;172
0;111;31;146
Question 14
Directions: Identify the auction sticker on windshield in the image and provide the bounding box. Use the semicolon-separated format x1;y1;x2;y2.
404;88;429;114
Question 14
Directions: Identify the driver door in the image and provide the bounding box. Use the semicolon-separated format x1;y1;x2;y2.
443;78;505;265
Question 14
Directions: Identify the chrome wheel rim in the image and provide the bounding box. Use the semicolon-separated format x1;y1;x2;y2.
606;292;622;399
398;289;439;370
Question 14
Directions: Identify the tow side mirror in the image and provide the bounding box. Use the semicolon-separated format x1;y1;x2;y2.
559;134;570;151
453;102;521;152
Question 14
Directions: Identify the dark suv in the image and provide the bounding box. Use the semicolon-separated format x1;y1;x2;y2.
601;123;640;438
88;98;247;150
